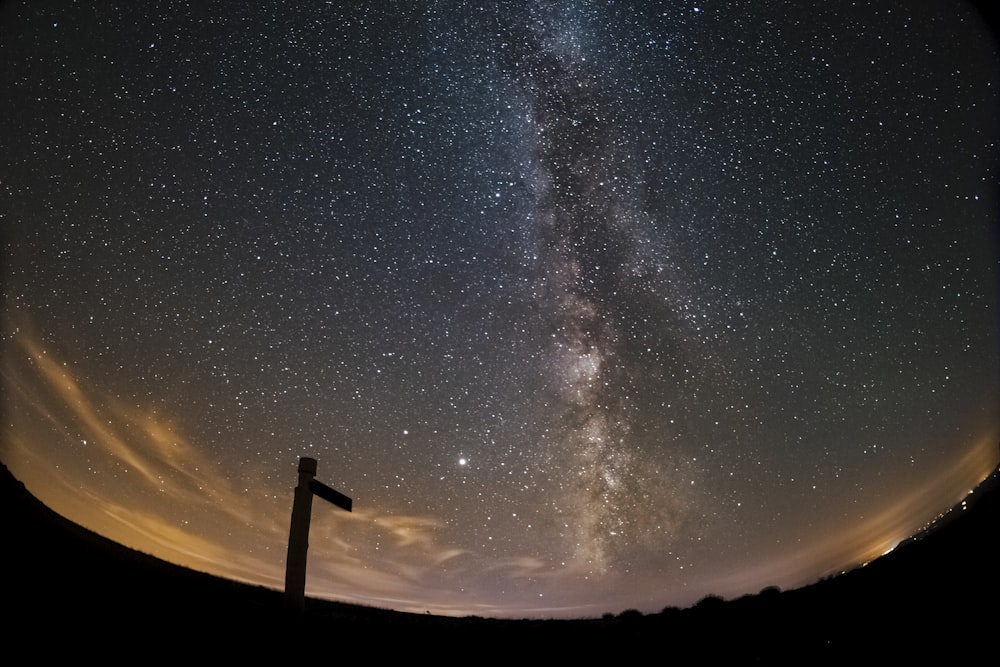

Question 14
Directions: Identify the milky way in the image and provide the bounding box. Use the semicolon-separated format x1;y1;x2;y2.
503;4;697;575
2;1;998;617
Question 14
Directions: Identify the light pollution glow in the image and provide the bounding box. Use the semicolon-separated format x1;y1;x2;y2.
3;318;997;618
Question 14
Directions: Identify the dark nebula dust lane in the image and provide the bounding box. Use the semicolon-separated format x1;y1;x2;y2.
1;1;998;617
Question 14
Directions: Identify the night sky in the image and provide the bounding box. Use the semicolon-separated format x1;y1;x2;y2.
2;1;998;618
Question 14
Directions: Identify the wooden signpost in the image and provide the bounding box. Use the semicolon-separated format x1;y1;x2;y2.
284;456;352;612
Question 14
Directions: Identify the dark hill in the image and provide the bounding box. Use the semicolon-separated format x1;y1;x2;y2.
2;461;997;662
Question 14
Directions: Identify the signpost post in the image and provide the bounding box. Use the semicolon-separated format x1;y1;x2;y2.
284;456;352;612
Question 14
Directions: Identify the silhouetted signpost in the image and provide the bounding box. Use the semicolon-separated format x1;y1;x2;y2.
284;456;352;612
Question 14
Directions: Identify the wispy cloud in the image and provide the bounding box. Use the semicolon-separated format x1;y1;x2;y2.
6;324;548;609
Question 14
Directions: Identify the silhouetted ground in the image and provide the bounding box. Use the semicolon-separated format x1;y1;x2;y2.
2;461;997;663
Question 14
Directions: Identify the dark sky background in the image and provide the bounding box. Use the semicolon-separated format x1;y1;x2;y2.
2;1;998;618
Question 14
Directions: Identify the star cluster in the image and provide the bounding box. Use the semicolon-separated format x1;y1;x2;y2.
2;1;998;617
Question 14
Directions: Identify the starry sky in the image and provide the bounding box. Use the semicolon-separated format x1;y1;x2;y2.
2;1;998;618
